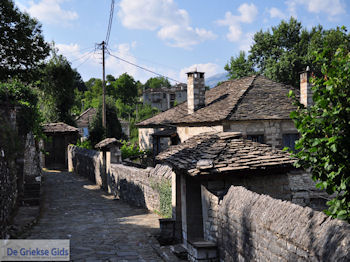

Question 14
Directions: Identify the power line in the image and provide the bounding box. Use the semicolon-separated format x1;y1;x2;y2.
106;48;184;84
105;0;115;46
70;49;96;63
106;46;180;71
75;51;95;68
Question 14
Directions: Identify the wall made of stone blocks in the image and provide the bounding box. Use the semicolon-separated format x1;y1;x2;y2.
68;145;103;186
68;145;174;213
204;186;350;262
177;125;223;143
108;164;172;211
205;169;329;212
225;119;297;148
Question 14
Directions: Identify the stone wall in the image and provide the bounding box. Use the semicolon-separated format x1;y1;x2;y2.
202;186;350;261
204;169;329;212
224;119;297;148
68;145;103;186
108;164;172;212
176;125;223;143
0;152;17;238
68;145;174;215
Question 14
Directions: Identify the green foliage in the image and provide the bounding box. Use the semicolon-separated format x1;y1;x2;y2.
136;103;160;122
112;73;138;105
289;47;350;222
144;77;171;90
0;80;43;138
120;140;143;159
226;18;350;87
224;51;255;79
0;0;50;82
75;139;92;150
88;96;123;146
151;179;172;218
38;50;82;125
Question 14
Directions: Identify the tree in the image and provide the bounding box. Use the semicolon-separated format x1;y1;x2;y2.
290;46;350;221
225;18;350;86
144;76;171;90
89;96;123;146
224;51;254;79
112;73;138;105
38;51;82;125
0;0;50;82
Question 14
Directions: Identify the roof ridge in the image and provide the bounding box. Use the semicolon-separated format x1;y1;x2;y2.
225;75;257;120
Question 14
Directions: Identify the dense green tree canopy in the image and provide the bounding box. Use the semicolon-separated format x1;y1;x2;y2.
89;96;123;146
290;46;350;221
0;0;50;82
38;51;82;125
225;18;350;87
224;51;254;79
112;73;138;105
144;76;171;90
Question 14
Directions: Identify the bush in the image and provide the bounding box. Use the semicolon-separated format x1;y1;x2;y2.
120;140;143;159
75;139;92;150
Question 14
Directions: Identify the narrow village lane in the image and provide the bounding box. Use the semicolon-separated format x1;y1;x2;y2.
27;170;163;262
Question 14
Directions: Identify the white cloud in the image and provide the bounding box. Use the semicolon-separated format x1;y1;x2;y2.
286;0;346;19
55;42;180;83
269;7;287;19
239;32;255;52
217;3;258;43
18;0;78;25
118;0;216;49
179;63;220;82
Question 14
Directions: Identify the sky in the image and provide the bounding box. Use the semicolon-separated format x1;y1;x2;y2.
14;0;350;84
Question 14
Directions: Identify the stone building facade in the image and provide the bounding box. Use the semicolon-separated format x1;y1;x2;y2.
142;83;187;112
137;70;312;155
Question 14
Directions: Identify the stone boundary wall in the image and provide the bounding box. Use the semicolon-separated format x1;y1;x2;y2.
68;145;103;186
108;164;172;212
202;186;350;261
68;145;173;213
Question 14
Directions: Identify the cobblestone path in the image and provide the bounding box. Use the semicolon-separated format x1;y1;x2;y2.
27;171;163;261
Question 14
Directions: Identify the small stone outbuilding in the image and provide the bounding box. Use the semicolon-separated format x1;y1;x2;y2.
156;131;329;254
42;122;79;169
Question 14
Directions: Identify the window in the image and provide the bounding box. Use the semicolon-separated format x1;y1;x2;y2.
83;127;89;138
163;93;166;98
247;134;264;143
282;133;299;151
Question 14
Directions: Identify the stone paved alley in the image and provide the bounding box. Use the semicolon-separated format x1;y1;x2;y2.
27;170;163;261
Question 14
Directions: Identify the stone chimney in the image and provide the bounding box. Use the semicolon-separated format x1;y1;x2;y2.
187;71;205;114
300;66;313;107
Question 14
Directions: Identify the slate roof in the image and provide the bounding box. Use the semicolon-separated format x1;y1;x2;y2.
43;122;79;133
95;138;121;150
76;108;96;127
137;75;299;127
156;131;295;176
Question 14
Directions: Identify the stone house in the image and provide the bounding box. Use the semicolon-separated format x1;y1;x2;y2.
137;70;312;155
76;107;130;138
142;83;187;112
42;122;80;169
156;131;329;258
76;107;96;138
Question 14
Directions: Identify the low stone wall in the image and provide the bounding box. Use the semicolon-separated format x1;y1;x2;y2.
108;164;172;214
68;145;173;216
202;186;350;261
68;145;103;186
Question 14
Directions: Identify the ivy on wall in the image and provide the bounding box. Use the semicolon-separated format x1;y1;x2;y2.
151;178;172;218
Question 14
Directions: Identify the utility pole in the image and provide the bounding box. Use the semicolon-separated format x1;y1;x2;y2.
102;41;106;129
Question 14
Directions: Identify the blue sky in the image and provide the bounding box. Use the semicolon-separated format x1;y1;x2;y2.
14;0;350;83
